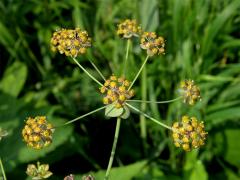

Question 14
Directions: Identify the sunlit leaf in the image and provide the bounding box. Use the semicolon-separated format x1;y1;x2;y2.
76;161;147;180
0;61;27;97
224;129;240;167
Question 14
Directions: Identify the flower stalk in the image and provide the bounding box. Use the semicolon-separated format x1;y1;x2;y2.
105;117;121;180
128;55;149;90
126;103;172;130
126;96;182;104
123;39;131;76
89;59;106;81
140;61;147;152
72;57;103;86
64;106;106;125
0;158;7;180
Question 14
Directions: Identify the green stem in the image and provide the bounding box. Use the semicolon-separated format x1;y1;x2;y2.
0;158;7;180
126;103;172;130
140;62;147;152
64;106;106;125
123;39;131;76
126;96;182;104
105;117;121;180
72;58;103;86
89;59;106;81
128;55;149;90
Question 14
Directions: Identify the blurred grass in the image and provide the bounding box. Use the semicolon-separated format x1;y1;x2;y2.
0;0;240;179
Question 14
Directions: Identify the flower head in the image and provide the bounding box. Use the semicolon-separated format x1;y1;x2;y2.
117;19;141;38
22;116;54;149
26;162;52;179
179;80;201;105
100;75;134;108
172;115;207;151
50;28;91;57
140;32;165;56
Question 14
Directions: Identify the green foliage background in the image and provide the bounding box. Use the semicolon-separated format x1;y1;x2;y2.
0;0;240;179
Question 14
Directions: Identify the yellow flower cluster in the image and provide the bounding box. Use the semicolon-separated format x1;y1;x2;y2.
22;116;54;149
172;116;207;151
117;19;141;38
100;75;134;108
140;32;165;56
50;28;91;57
179;80;201;105
26;162;53;179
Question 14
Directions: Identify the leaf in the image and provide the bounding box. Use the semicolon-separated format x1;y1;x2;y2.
182;39;192;77
184;150;198;171
76;161;147;180
183;151;208;180
206;100;240;113
221;39;240;50
121;105;130;119
189;161;208;180
0;61;27;97
201;0;240;56
206;107;240;125
224;129;240;167
139;0;159;31
0;22;16;57
225;169;240;180
105;103;124;118
0;93;21;123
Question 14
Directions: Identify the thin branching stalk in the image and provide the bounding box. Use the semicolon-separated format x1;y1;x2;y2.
128;55;149;90
72;58;103;86
126;96;182;104
89;59;106;81
105;117;121;180
64;106;106;125
0;158;7;180
126;103;172;130
123;39;131;76
140;61;147;152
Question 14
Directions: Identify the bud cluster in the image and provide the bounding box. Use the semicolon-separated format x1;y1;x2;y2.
22;116;54;149
172;116;207;151
140;32;165;56
117;19;141;38
100;75;134;108
179;80;201;105
50;28;91;57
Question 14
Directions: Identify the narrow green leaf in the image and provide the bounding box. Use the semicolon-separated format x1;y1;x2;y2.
139;0;159;31
201;0;240;56
0;22;16;56
182;39;192;77
206;107;240;125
